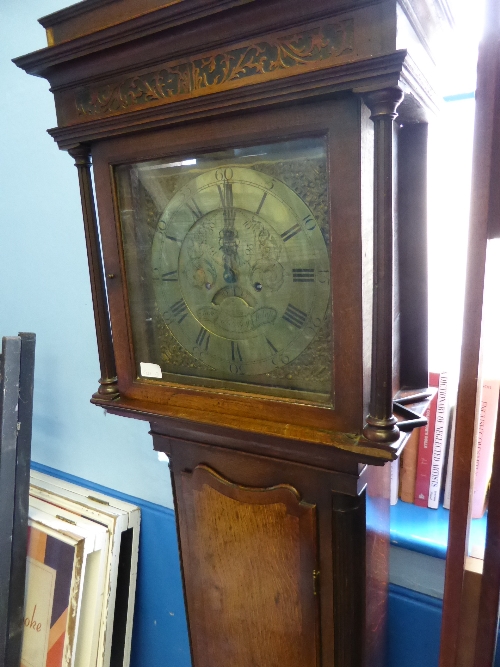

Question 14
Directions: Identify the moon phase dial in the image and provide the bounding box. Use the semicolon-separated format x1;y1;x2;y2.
152;166;330;379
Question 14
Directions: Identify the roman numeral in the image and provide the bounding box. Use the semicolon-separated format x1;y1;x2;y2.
303;214;316;231
266;337;278;354
256;191;268;215
186;199;203;221
282;304;307;329
196;327;210;350
161;270;178;282
280;223;302;243
292;268;315;283
170;298;188;324
231;341;243;362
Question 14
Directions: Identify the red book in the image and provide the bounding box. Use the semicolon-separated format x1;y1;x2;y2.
414;374;439;507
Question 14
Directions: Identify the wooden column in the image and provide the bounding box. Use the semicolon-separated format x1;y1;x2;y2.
68;144;119;400
363;88;403;444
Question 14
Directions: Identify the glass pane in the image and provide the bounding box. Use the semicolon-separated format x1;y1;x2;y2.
114;137;332;404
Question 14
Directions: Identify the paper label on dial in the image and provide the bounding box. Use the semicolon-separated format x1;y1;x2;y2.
140;362;163;379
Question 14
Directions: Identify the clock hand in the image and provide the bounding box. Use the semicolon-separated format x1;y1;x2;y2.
218;180;238;284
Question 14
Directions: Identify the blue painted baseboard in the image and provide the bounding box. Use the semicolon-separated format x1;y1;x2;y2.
31;462;192;667
387;584;442;667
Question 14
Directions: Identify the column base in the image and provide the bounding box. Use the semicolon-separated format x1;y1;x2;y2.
363;414;400;444
92;376;120;401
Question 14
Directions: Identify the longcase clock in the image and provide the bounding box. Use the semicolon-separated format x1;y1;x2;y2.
15;0;451;665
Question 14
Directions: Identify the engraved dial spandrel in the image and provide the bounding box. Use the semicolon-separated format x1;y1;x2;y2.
151;166;330;378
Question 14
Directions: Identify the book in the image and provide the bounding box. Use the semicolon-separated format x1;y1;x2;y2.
443;406;457;510
428;372;450;508
399;428;420;503
29;471;140;667
414;376;439;507
471;379;500;518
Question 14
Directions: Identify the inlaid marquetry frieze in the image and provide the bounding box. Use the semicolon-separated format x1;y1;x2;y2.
74;19;354;119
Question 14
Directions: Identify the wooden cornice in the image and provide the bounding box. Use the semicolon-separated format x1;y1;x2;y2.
13;0;374;78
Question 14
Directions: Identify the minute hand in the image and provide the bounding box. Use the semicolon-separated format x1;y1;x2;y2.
218;180;238;284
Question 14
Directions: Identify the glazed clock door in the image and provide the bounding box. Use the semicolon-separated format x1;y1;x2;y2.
175;463;319;667
93;97;369;436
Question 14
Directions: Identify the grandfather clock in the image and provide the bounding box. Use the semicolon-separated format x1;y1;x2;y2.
15;1;450;665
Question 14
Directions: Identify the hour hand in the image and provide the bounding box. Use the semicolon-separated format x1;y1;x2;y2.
223;264;237;283
219;226;238;283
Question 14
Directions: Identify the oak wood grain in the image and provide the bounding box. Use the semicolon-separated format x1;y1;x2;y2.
178;464;319;667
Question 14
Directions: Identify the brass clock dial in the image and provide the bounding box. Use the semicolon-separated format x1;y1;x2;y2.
151;166;330;377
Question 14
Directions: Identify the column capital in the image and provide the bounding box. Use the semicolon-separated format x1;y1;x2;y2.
68;143;92;167
363;87;404;121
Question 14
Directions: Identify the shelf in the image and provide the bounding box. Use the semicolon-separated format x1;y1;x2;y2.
390;501;487;560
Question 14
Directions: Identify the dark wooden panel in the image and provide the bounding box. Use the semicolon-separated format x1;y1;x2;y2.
5;333;36;667
178;464;319;667
397;122;429;389
332;489;366;667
